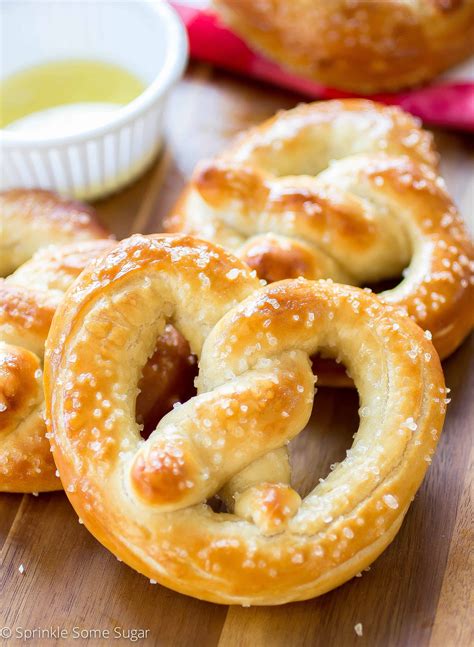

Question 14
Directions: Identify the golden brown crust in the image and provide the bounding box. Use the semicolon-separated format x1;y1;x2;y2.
168;100;474;362
0;344;42;438
45;234;446;605
214;0;474;93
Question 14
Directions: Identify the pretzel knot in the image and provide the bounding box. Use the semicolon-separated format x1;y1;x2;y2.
167;99;474;360
45;234;446;605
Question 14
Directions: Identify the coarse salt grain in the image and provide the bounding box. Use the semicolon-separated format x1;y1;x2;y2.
383;494;399;509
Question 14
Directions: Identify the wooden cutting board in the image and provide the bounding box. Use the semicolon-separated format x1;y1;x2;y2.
1;64;473;647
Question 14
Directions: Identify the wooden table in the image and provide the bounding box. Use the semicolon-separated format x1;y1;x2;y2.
1;64;473;647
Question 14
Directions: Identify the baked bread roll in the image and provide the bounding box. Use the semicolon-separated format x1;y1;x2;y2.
45;233;446;605
214;0;474;93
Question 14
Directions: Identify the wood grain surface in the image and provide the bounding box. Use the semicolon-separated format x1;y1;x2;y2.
1;64;473;647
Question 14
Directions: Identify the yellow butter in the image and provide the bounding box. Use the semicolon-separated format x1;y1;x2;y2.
0;59;145;128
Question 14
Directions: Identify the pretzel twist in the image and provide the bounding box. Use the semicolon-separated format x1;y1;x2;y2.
167;100;474;361
45;234;446;605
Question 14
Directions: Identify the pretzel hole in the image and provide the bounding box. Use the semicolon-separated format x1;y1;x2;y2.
135;324;197;439
207;496;227;513
364;274;406;294
289;371;359;498
1;263;22;282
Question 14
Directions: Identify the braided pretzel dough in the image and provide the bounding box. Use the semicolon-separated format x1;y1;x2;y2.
167;100;474;361
45;234;446;605
214;0;474;93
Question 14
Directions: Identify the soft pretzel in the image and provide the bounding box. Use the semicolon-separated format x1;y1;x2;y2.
214;0;474;93
0;190;194;492
45;234;446;605
167;100;474;362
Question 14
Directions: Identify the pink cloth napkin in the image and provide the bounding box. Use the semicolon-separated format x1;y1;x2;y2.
170;1;474;131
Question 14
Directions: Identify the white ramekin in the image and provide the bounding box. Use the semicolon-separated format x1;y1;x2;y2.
0;1;188;200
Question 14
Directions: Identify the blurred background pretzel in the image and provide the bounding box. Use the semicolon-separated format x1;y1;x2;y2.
45;234;446;605
167;100;474;365
214;0;474;93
